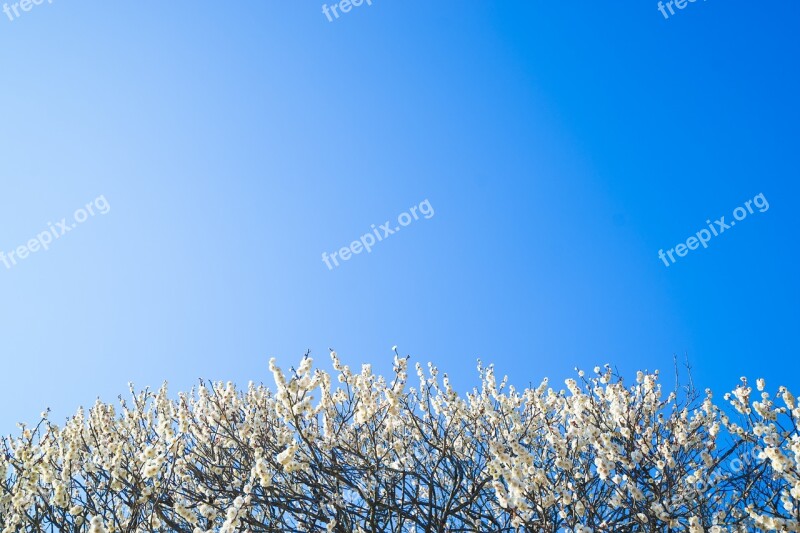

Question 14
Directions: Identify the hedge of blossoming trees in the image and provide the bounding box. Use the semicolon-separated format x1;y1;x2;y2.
1;350;799;532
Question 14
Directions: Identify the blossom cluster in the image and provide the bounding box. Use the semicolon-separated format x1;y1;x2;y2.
1;351;798;532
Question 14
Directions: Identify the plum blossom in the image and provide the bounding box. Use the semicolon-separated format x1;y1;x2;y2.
1;351;798;531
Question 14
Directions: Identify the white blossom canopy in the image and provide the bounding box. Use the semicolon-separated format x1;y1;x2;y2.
1;351;798;532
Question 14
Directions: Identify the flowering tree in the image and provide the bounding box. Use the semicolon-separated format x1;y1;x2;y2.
1;350;799;532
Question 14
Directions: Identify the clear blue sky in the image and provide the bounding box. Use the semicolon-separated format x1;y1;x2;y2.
1;1;798;431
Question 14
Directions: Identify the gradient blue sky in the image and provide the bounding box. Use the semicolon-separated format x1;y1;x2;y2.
1;1;798;431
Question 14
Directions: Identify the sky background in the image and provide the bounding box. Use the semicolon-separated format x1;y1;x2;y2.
1;1;798;431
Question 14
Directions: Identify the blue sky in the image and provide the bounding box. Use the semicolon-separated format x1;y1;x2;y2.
1;1;798;430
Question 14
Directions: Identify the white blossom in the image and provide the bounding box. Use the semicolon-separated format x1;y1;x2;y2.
0;352;797;531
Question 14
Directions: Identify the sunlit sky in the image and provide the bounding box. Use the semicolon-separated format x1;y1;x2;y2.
1;1;798;431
